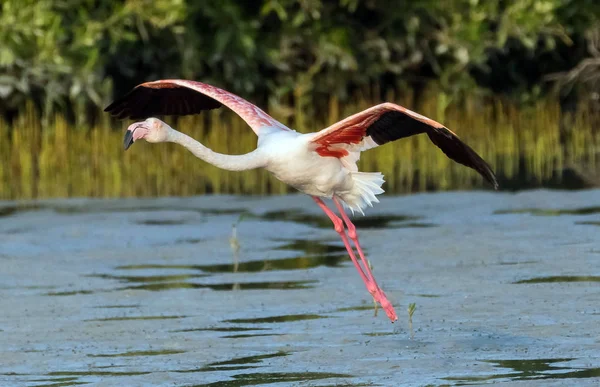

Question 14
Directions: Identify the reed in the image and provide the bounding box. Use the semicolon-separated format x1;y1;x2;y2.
1;90;598;200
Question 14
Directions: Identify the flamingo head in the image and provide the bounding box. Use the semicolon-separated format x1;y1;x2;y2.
123;118;171;150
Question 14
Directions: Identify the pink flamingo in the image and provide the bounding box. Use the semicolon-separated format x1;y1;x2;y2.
105;79;498;322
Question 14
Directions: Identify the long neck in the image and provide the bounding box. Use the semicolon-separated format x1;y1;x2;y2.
168;129;266;171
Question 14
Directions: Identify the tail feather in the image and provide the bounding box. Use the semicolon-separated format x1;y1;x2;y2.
341;172;385;215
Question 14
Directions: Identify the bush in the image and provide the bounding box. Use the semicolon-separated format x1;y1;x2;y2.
0;0;598;122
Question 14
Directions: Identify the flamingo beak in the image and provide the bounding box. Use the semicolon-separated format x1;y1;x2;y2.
123;130;134;150
124;123;150;150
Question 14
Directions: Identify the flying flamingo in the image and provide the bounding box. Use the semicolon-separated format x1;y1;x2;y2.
105;79;498;322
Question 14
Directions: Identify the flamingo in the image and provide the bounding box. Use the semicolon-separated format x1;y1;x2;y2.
105;79;498;323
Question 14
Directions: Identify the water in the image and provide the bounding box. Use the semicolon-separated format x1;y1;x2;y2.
1;190;599;386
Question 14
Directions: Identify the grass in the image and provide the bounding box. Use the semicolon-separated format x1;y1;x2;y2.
1;87;598;200
408;302;417;339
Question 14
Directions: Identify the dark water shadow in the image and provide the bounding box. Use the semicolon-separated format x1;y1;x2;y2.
176;352;288;373
200;208;251;216
174;238;205;244
575;220;600;226
364;331;397;337
23;370;150;387
0;202;249;219
514;276;600;284
21;285;58;290
189;372;353;387
46;371;149;377
86;315;185;322
0;203;44;217
135;219;191;226
116;239;348;274
46;279;317;296
172;326;281;339
45;290;95;296
3;227;35;234
195;254;347;274
59;205;248;216
257;209;422;229
397;222;438;228
224;314;328;324
443;358;600;384
18;367;358;387
24;377;83;387
335;305;375;312
89;349;186;357
496;260;538;266
122;280;317;292
87;273;208;283
92;304;140;309
222;333;281;339
273;239;346;254
494;206;600;216
174;327;271;333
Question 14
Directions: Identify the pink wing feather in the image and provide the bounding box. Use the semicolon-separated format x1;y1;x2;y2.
311;103;498;189
311;103;443;152
104;79;290;135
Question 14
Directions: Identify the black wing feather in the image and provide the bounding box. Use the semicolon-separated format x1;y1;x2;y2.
366;110;498;189
104;85;222;119
427;128;498;189
366;111;429;145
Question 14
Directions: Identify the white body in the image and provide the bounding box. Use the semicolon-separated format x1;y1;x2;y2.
257;127;384;214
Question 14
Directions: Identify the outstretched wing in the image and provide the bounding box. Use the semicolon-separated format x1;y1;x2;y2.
104;79;289;135
310;103;498;189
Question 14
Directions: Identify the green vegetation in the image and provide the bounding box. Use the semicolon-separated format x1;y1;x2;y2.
1;88;598;200
0;1;598;199
2;0;598;118
408;302;417;339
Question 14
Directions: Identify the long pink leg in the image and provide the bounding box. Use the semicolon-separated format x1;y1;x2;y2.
313;197;398;322
332;198;376;282
331;197;397;322
312;197;371;286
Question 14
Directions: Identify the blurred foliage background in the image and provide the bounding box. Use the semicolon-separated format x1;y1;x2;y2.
0;0;599;199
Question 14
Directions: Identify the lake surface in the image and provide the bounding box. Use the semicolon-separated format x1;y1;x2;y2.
1;190;599;386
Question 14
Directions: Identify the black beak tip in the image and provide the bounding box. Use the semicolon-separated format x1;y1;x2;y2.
123;130;134;151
